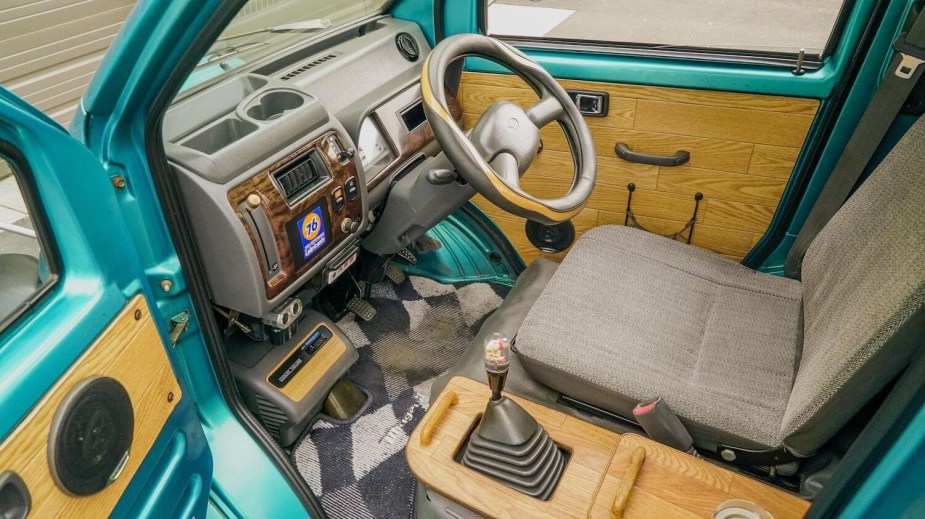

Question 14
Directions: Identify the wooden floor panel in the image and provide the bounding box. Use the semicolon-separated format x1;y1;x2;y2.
460;72;819;263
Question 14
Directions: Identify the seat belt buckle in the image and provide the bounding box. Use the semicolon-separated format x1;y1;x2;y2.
893;32;925;79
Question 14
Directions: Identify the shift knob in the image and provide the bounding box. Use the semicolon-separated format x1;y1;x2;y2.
484;333;511;401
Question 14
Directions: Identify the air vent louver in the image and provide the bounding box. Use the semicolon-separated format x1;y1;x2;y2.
273;151;327;203
255;393;286;439
396;33;420;62
280;53;338;81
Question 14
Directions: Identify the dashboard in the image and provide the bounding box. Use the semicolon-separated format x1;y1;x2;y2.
162;17;463;318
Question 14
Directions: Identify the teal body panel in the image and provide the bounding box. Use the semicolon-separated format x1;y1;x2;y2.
72;0;311;516
0;85;214;518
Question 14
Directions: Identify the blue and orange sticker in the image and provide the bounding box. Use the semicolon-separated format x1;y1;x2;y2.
298;207;327;260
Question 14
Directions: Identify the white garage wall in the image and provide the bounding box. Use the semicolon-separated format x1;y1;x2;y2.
0;0;138;128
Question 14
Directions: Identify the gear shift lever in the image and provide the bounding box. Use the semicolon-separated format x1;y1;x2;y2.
484;333;510;401
459;333;566;500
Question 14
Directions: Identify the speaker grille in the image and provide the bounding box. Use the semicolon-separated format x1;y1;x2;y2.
48;377;134;496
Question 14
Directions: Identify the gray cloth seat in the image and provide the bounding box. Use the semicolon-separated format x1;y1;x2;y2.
516;226;803;450
451;116;925;458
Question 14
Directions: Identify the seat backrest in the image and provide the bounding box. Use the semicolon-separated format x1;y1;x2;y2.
781;116;925;456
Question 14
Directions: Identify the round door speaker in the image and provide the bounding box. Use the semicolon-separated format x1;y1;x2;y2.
48;376;134;496
525;220;575;253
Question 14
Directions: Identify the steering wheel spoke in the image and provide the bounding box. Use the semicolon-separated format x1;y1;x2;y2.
489;152;522;189
422;34;596;225
526;95;565;128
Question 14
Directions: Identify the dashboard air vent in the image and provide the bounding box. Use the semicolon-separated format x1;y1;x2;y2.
280;53;338;81
273;151;328;203
395;33;420;62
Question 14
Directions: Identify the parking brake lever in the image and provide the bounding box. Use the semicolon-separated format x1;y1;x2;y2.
633;397;697;455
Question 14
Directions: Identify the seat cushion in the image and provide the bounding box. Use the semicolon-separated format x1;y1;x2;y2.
515;226;803;449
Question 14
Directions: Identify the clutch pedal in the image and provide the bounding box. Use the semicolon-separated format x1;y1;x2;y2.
346;296;377;322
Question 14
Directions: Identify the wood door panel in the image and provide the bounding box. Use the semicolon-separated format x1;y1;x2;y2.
460;72;819;262
750;144;804;178
633;100;815;147
0;295;180;517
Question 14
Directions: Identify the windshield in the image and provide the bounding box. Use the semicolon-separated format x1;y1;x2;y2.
183;0;388;92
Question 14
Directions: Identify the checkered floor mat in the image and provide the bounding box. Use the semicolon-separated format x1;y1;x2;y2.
292;275;509;518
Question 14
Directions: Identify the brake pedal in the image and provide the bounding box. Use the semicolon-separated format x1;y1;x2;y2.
346;296;377;322
396;248;418;265
384;262;407;285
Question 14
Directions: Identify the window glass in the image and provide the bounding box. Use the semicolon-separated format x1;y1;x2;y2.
0;157;51;324
181;0;389;94
485;0;846;57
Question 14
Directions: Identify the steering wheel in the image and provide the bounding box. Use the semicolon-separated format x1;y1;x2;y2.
422;34;596;225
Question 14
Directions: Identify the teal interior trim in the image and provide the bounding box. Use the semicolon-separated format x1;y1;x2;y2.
443;0;885;99
839;403;925;518
390;0;437;46
399;204;521;286
75;0;313;516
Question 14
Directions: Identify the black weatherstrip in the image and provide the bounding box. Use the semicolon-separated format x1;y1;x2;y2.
433;0;445;43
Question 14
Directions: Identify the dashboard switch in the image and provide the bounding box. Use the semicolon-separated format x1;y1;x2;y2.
345;177;359;200
341;217;360;234
332;186;346;212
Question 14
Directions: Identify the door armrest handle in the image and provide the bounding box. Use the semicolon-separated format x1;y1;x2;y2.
615;143;690;167
0;471;31;519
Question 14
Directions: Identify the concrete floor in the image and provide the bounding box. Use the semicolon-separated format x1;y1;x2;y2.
0;173;40;258
488;0;843;54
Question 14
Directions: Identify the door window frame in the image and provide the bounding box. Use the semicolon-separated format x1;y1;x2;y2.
0;140;60;334
478;0;859;71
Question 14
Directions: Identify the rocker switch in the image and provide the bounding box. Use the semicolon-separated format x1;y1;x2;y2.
331;186;346;212
345;177;359;200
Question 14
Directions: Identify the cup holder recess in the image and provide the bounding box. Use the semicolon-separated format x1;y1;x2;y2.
245;90;305;121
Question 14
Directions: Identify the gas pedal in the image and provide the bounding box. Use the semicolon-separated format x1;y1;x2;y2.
396;248;417;265
346;296;377;322
384;263;407;285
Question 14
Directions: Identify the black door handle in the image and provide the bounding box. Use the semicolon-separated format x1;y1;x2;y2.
615;143;690;167
0;471;31;519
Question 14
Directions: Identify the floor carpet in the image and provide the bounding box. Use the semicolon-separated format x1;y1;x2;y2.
292;275;508;518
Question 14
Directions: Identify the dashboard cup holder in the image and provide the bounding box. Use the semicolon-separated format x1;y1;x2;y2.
246;90;305;121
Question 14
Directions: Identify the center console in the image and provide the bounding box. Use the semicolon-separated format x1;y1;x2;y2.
410;377;811;519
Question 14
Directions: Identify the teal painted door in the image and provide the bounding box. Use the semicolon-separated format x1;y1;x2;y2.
0;88;212;518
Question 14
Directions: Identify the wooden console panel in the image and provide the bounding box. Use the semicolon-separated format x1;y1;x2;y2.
265;323;347;402
228;131;362;300
409;377;809;518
